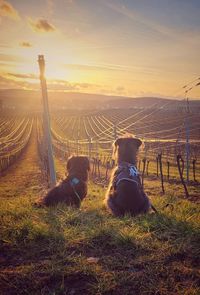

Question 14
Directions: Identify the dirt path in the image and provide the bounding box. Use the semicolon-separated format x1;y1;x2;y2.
0;123;43;198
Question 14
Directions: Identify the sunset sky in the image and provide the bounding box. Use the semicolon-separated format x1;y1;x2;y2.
0;0;200;98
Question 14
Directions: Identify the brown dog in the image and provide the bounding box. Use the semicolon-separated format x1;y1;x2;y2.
105;135;151;217
39;156;90;207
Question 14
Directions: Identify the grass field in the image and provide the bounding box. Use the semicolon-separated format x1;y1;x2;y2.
0;130;200;295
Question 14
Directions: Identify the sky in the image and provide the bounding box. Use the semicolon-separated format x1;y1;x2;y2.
0;0;200;98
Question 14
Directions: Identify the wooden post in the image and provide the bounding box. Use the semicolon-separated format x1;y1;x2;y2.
94;158;97;176
156;156;159;177
95;140;99;159
105;161;109;180
146;160;150;176
98;159;101;179
158;153;165;194
177;154;189;198
38;55;56;187
92;158;95;176
192;159;197;182
185;98;190;183
167;161;170;181
185;118;190;183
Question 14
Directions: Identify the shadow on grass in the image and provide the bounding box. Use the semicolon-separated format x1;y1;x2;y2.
1;202;199;295
0;206;99;295
131;211;200;264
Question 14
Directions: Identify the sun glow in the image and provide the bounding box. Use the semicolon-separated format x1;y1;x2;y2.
0;0;199;97
8;45;91;86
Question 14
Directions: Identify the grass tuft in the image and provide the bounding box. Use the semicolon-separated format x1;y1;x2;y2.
0;173;199;294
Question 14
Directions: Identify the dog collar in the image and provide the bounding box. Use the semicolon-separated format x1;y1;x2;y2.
70;177;81;202
70;177;80;186
129;166;139;177
118;163;139;177
114;163;140;188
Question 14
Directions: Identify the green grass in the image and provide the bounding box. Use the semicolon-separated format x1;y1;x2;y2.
0;176;200;295
1;116;200;294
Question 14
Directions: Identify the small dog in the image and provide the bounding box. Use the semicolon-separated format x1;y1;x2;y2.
39;156;90;207
105;135;151;217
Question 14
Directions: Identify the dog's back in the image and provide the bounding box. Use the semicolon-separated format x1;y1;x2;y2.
39;156;90;207
106;165;150;216
43;176;87;207
105;135;151;217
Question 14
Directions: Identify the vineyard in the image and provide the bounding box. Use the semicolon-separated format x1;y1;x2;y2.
2;100;200;186
0;103;200;294
0;100;200;205
51;105;200;181
0;115;33;173
1;0;200;292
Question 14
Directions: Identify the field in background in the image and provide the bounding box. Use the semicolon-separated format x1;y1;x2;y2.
1;104;200;184
0;105;200;294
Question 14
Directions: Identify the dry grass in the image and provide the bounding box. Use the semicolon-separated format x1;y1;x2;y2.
0;132;199;295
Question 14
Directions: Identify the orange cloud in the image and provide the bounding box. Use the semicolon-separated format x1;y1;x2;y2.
0;74;36;89
28;18;56;33
0;73;98;92
0;0;20;20
0;53;26;62
19;41;32;48
7;73;37;79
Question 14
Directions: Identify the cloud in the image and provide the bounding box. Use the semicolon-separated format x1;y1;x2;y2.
65;63;118;72
0;73;126;96
47;79;94;91
19;41;32;48
116;86;126;94
0;74;38;89
0;0;20;20
0;73;98;92
28;18;56;33
0;53;26;62
64;63;161;76
7;73;37;79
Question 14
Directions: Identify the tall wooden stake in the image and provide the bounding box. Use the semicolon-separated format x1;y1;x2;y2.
185;97;190;183
177;154;189;198
38;55;56;187
158;153;165;194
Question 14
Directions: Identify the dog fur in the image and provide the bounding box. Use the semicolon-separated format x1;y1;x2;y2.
105;135;151;217
39;156;90;207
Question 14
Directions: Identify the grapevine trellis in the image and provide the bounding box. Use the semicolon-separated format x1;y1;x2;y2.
0;98;199;196
35;100;200;193
0;115;33;174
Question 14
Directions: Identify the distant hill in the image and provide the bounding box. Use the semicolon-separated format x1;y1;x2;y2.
0;89;199;112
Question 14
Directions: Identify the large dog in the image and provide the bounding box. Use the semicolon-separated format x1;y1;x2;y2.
105;135;151;217
39;156;90;207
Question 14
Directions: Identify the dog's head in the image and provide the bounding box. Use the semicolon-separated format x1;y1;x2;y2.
112;134;142;164
66;156;90;179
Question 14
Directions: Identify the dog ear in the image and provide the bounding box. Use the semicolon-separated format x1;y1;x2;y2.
114;138;123;147
112;138;122;160
66;156;74;171
131;138;142;149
